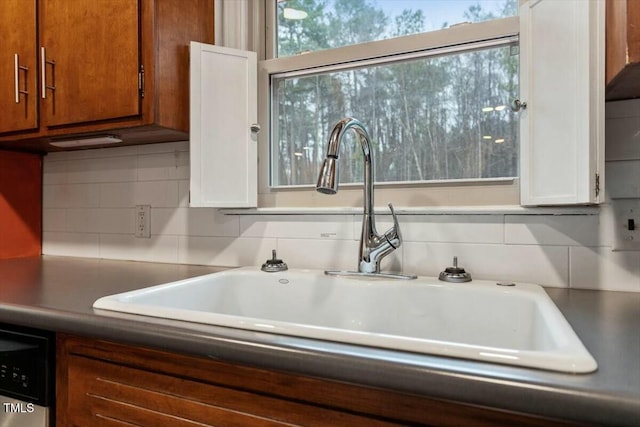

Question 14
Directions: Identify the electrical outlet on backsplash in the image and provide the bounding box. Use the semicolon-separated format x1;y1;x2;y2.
609;199;640;252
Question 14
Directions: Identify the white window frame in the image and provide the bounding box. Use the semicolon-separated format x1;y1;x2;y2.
257;3;520;209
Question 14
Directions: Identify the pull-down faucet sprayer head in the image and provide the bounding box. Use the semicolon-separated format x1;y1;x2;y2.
316;117;369;195
316;156;338;194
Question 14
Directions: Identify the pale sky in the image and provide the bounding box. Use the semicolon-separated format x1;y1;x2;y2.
326;0;511;31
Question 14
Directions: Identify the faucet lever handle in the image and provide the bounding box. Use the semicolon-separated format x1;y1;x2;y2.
384;203;402;248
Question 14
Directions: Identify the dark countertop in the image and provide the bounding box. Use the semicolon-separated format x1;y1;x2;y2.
0;255;638;426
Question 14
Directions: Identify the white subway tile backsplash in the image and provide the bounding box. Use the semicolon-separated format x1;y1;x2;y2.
605;117;640;161
137;141;189;154
95;209;136;234
100;181;179;208
98;183;134;207
570;247;640;292
43;160;68;185
178;236;276;267
178;180;190;207
605;160;640;199
137;151;189;181
277;238;364;271
44;208;133;234
66;156;137;183
596;203;617;247
40;142;639;292
64;209;92;233
240;215;354;239
606;98;640;119
42;232;100;258
152;208;239;237
43;184;100;208
100;234;179;263
505;215;601;246
400;215;504;243
403;242;569;287
43;209;67;232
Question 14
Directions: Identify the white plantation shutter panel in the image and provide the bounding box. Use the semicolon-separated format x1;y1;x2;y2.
519;0;605;205
190;42;257;208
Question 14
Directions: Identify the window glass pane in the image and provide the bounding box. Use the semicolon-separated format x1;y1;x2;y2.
276;0;518;57
271;44;519;187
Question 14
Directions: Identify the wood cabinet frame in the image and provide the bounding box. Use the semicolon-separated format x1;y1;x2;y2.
606;0;640;100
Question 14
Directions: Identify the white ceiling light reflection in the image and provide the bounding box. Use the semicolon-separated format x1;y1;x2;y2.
284;7;308;20
482;105;507;112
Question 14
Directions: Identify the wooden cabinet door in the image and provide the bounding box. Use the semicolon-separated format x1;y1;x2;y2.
39;0;140;127
64;352;396;426
58;335;573;427
0;0;38;134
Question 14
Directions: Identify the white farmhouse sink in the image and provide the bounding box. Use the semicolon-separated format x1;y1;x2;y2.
93;267;597;373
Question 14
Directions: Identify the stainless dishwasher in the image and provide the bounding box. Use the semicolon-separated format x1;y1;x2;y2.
0;323;54;427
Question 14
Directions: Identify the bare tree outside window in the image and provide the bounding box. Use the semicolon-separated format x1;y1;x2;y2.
272;0;519;187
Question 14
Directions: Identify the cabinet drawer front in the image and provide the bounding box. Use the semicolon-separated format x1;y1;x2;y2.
66;355;396;427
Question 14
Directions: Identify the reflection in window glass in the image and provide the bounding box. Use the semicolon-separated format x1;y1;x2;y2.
271;45;519;187
276;0;518;57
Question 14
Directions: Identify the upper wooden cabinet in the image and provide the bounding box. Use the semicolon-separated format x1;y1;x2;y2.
0;0;214;152
40;0;141;127
606;0;640;100
0;1;38;134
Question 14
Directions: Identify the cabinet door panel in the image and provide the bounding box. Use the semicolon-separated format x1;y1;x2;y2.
58;335;578;427
66;354;391;427
40;0;140;127
67;356;284;426
0;0;38;134
519;0;605;205
190;42;258;208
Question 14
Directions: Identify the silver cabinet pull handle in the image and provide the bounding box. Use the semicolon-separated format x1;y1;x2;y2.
14;54;20;103
40;47;56;99
14;54;29;103
40;47;46;99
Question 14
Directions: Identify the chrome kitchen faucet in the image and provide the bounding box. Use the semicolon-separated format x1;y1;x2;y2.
316;117;416;280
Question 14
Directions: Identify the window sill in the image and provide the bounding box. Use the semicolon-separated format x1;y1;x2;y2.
220;205;599;216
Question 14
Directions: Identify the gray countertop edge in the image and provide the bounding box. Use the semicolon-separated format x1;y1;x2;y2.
1;301;638;426
0;256;638;426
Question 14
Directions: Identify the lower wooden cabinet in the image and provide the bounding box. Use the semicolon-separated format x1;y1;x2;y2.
56;334;575;426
